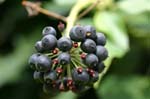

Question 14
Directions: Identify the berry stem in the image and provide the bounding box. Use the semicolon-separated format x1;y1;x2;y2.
22;1;67;22
73;58;86;68
64;0;97;37
67;64;71;77
71;59;78;68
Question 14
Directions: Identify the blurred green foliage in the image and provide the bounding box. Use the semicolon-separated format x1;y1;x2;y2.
0;0;149;99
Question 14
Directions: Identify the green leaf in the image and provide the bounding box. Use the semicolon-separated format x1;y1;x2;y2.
43;0;75;15
125;12;150;38
53;0;76;6
117;0;150;14
98;76;150;99
77;18;94;26
94;11;129;58
0;30;40;86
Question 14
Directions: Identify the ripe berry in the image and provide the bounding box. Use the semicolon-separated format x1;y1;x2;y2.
44;70;57;84
41;34;57;51
96;45;108;61
85;54;99;67
80;39;96;53
36;54;52;72
28;53;40;70
84;25;97;40
33;71;44;83
42;26;57;36
93;62;105;73
43;84;59;95
54;79;61;91
35;41;44;52
69;25;86;42
58;52;71;65
72;68;89;84
96;32;106;46
89;71;99;83
57;37;72;51
71;83;88;93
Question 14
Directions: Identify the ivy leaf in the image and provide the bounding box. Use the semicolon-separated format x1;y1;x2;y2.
117;0;150;14
94;11;129;58
98;76;150;99
43;0;75;15
77;18;94;26
0;30;40;87
125;12;150;38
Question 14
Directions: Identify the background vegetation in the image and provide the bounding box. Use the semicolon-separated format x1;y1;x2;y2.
0;0;149;99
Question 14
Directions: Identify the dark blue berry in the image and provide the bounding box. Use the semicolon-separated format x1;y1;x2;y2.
57;37;72;51
72;68;89;84
42;26;57;36
84;25;97;40
33;71;44;83
89;71;99;83
36;54;52;72
96;45;108;61
28;53;40;70
58;52;71;65
35;41;44;52
96;32;106;46
41;34;57;51
93;62;105;73
72;83;89;93
69;26;86;42
44;70;57;84
43;83;59;95
85;54;99;67
80;39;96;53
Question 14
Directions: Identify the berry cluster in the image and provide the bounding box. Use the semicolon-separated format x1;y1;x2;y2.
28;25;108;93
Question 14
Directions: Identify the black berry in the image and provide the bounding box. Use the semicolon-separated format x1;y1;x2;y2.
35;41;44;52
33;71;44;83
41;34;57;51
80;39;96;53
44;70;57;84
58;52;71;65
57;37;72;51
85;54;99;67
96;32;106;46
72;68;89;84
28;53;40;70
42;26;57;36
84;25;97;40
89;71;99;83
94;62;105;73
69;25;86;42
36;54;52;72
96;45;108;61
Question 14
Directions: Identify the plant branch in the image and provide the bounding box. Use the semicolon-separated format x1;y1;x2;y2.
78;0;100;19
65;0;97;37
22;1;67;22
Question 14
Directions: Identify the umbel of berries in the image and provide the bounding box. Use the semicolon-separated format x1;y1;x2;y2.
28;25;108;94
